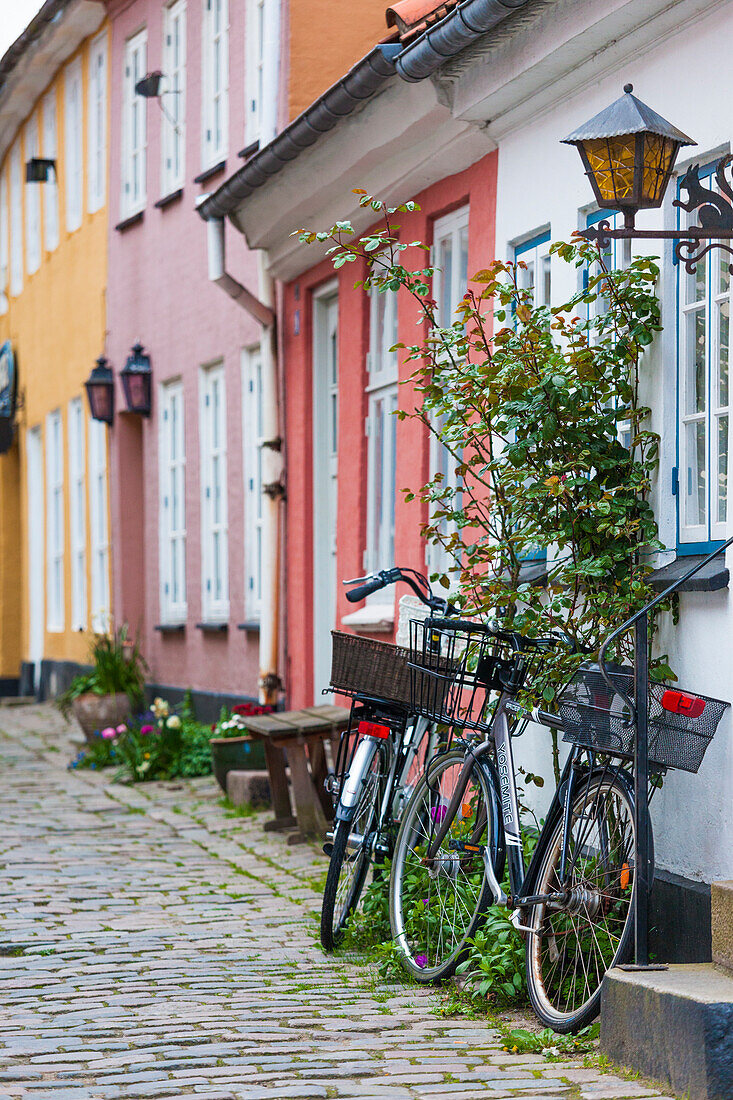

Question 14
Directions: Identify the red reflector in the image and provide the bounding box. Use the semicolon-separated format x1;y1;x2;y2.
358;720;391;740
661;690;705;718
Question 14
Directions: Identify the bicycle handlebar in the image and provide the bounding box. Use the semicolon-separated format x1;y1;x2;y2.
342;566;454;615
345;576;388;602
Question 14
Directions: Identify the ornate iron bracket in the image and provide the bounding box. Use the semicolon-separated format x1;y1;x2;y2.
579;153;733;273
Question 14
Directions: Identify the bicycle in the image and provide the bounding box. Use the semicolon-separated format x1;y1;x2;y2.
389;616;728;1031
320;566;456;952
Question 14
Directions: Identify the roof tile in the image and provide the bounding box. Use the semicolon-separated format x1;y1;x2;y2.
386;0;460;42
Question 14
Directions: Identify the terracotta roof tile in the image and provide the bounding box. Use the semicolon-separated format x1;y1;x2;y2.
386;0;460;43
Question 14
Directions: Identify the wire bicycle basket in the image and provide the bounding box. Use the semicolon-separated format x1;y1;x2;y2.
558;663;729;773
407;618;547;731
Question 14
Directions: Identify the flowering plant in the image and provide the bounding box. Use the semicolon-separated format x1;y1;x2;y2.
210;702;273;739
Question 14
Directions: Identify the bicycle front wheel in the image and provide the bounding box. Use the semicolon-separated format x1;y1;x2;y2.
389;749;499;982
525;770;647;1032
320;742;384;951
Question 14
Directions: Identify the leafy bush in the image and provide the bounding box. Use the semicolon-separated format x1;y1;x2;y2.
500;1022;599;1059
455;914;526;1003
57;625;148;718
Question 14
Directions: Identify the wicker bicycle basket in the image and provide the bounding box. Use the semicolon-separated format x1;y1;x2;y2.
558;664;729;774
330;631;412;707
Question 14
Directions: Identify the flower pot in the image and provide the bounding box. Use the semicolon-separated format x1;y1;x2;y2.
71;692;130;743
210;735;267;792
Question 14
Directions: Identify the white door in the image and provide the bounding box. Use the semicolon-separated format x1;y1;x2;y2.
26;427;44;687
312;288;338;700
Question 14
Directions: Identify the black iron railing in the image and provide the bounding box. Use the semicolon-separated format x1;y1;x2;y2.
598;535;733;966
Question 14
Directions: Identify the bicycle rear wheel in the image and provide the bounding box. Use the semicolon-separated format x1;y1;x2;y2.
320;743;384;951
525;770;647;1032
389;749;500;982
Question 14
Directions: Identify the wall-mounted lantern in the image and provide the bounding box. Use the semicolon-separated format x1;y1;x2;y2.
564;84;733;273
25;157;57;183
84;356;114;424
121;343;152;417
135;70;164;98
0;341;17;455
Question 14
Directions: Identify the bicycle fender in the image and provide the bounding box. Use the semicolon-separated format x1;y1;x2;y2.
335;737;379;822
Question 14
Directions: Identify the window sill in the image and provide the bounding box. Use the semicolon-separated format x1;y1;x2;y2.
237;621;260;633
341;604;394;633
648;554;729;593
155;622;185;634
115;210;144;233
155;188;183;210
196;621;229;633
238;140;260;160
194;160;226;185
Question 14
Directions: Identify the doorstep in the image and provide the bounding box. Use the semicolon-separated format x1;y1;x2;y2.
601;963;733;1100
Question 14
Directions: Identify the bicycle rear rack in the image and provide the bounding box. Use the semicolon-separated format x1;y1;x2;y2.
599;535;733;967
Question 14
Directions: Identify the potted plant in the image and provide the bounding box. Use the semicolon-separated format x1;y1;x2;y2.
56;626;147;743
210;703;272;792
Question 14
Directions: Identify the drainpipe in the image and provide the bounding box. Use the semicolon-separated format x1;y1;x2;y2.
205;215;283;706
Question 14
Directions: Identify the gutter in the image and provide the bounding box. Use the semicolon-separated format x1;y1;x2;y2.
395;0;532;82
197;43;400;223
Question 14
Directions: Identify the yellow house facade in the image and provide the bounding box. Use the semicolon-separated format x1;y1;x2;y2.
0;0;111;696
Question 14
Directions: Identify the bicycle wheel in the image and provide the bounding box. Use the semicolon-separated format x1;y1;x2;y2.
389;749;499;982
525;770;648;1032
320;743;384;951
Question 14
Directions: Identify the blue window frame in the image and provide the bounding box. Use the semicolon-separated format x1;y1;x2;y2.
676;161;730;554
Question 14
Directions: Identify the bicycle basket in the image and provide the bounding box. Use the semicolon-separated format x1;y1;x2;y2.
408;619;541;731
559;664;729;773
330;631;411;707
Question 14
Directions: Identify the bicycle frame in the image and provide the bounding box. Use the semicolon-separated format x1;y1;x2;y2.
425;694;594;912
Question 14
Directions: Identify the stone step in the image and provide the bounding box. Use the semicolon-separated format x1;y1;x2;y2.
226;768;271;808
601;963;733;1100
712;880;733;974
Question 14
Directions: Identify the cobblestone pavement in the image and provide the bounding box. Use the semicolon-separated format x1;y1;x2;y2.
0;705;677;1100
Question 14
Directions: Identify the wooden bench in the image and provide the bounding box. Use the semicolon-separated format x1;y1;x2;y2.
243;705;351;842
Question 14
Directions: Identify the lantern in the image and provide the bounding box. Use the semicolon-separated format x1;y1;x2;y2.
121;343;152;417
562;84;695;220
84;356;114;425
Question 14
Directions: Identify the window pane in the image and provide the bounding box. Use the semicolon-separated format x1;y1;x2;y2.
685;419;707;528
684;309;706;414
718;414;728;524
718;298;729;409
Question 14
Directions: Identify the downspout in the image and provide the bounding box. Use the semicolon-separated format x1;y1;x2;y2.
205;214;283;706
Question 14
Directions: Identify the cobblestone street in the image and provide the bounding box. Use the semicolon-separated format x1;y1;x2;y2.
0;705;677;1100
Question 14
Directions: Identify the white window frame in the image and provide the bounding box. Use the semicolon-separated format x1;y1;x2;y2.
428;205;469;579
201;0;228;168
9;143;23;297
42;91;59;252
242;346;264;621
121;29;147;218
365;282;399;578
677;163;731;548
46;410;65;632
244;0;279;148
200;363;229;620
88;31;107;214
64;57;83;232
68;397;87;631
89;419;110;633
514;228;551;307
0;172;8;313
162;1;186;195
159;379;187;623
25;116;41;274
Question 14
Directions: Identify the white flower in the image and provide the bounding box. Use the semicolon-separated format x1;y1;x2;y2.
167;715;181;730
152;697;170;719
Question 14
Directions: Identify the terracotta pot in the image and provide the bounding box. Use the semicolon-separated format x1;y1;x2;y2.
71;693;131;743
210;736;267;792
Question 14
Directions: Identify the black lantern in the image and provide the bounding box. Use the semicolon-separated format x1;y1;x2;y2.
85;356;114;424
563;84;694;225
121;343;152;416
135;70;163;98
25;157;57;183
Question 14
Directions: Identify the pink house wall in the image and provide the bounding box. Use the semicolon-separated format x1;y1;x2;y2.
106;0;263;699
283;151;498;709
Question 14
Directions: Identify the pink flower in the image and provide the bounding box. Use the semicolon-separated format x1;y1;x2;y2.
414;954;428;969
430;805;447;824
116;724;127;734
101;727;117;740
140;724;154;736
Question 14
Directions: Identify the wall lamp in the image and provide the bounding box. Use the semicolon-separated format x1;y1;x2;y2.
121;343;152;417
564;84;733;272
84;356;114;425
25;158;57;183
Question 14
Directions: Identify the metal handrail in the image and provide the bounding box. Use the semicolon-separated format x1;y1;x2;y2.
597;535;733;966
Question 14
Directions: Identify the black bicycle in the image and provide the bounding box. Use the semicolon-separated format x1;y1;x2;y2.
320;567;455;951
389;616;728;1031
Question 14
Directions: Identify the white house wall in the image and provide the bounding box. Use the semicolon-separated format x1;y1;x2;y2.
475;0;733;885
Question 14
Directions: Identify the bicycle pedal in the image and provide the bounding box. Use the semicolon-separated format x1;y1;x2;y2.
448;840;485;855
